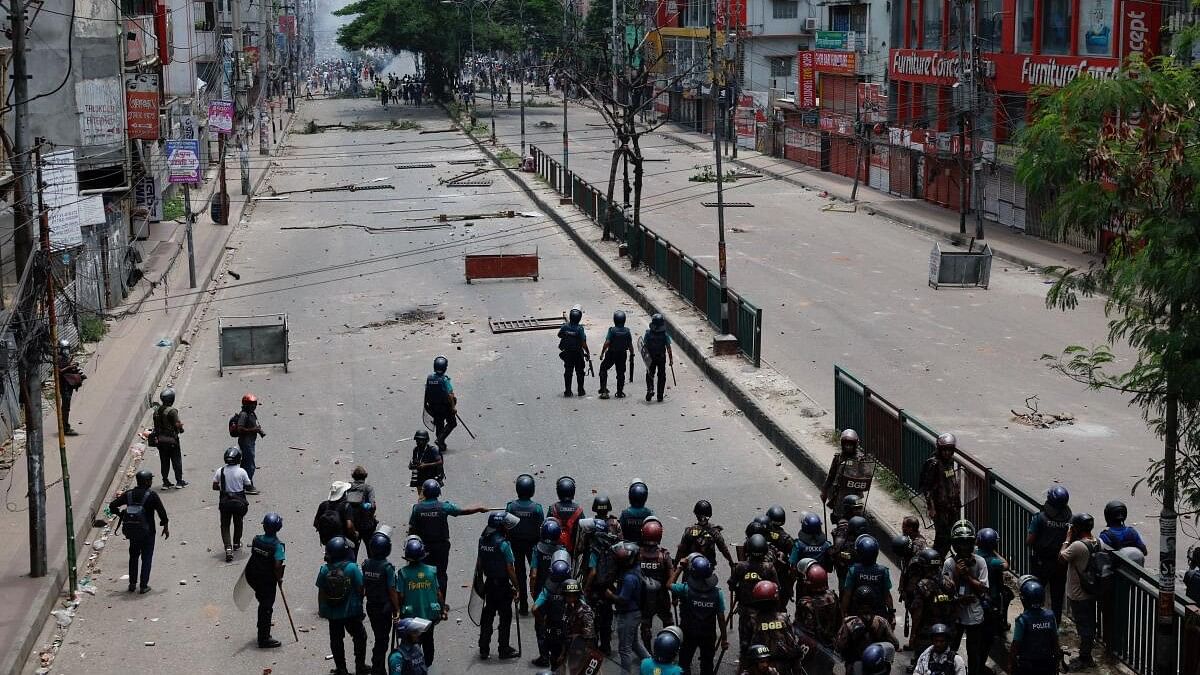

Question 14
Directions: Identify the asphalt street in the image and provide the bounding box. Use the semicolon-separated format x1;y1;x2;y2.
35;97;867;674
485;91;1186;555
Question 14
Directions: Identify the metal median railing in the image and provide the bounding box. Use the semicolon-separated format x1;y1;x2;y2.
833;364;1194;675
530;145;763;366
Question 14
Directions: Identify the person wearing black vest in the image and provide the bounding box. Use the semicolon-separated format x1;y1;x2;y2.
245;512;286;648
1026;485;1072;623
598;310;634;399
730;535;779;658
671;555;728;675
557;307;590;398
422;356;457;450
152;387;187;488
506;473;545;615
477;512;521;660
548;476;583;555
362;531;399;675
109;469;169;594
1010;579;1058;675
407;480;487;597
532;558;572;667
642;314;673;402
408;430;444;493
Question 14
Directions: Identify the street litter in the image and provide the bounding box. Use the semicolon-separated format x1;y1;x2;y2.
438;210;515;222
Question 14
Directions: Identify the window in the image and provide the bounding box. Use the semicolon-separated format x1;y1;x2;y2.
948;1;962;49
1079;0;1114;55
194;1;217;31
770;56;793;77
1018;0;1034;51
829;4;868;33
924;84;940;129
924;0;944;49
909;0;920;47
772;0;798;20
1041;0;1072;54
978;0;1003;49
121;0;155;14
684;0;711;28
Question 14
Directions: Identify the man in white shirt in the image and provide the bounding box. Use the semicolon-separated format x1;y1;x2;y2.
941;521;989;674
913;623;967;675
214;447;252;562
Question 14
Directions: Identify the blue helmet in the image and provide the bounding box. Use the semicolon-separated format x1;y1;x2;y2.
800;512;823;537
550;559;571;582
651;626;683;663
860;642;895;675
422;479;441;500
628;481;649;507
403;536;427;561
262;512;283;534
976;528;999;553
1046;485;1070;508
515;474;536;499
690;555;714;579
325;536;351;562
367;532;392;559
541;518;563;543
1019;579;1045;609
855;534;880;565
489;511;509;530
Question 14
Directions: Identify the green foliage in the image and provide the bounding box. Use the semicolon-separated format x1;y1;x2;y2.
80;314;108;343
162;195;185;221
688;164;738;183
389;119;422;130
1018;57;1200;517
495;147;520;167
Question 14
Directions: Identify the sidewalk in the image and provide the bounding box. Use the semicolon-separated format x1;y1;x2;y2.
0;101;296;675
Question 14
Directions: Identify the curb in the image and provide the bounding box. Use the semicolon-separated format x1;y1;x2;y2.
459;120;907;566
655;130;1051;272
3;111;296;675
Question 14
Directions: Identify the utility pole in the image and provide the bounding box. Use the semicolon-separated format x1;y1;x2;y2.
969;2;985;240
561;0;571;199
11;1;47;579
231;0;250;195
956;0;967;234
35;140;79;596
708;3;730;336
850;86;863;201
1156;302;1181;675
518;0;526;155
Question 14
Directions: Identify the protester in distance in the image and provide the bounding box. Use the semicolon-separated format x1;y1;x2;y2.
233;393;266;494
110;469;169;594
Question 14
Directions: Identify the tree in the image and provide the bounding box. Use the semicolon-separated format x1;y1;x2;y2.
1017;57;1200;674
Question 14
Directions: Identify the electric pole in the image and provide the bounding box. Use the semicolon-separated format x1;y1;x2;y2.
518;0;526;155
957;0;967;234
11;1;47;579
708;2;730;336
561;0;571;200
970;2;985;240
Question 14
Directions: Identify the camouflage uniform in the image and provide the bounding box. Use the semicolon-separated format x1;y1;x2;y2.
796;589;842;646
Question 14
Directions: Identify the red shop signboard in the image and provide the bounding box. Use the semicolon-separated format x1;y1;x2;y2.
813;50;856;76
798;51;816;108
124;73;160;140
888;48;1121;92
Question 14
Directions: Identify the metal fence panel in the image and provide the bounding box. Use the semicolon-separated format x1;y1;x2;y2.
834;366;866;438
694;267;708;318
667;248;681;292
864;395;902;477
900;415;937;491
681;257;695;301
705;275;722;328
735;298;759;362
654;238;669;278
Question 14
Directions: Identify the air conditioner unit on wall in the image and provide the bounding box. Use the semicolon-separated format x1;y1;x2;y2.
804;17;819;31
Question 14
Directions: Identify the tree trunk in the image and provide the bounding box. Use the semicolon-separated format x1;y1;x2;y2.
603;145;621;241
1155;300;1182;675
631;133;645;269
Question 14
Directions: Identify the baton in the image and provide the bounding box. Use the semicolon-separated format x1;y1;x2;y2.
514;598;523;657
669;362;677;387
455;412;476;439
587;355;595;378
278;580;300;642
628;351;635;379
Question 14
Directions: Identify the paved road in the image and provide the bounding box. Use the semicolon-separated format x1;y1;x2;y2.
487;91;1183;555
38;97;869;674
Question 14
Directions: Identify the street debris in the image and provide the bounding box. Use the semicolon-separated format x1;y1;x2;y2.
820;202;858;213
267;177;393;197
1011;395;1075;428
438;210;515;222
280;222;451;234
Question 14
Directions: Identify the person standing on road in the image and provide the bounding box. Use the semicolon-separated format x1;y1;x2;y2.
558;306;590;397
477;512;522;660
918;433;962;555
152;387;187;488
245;512;286;649
408;430;444;494
638;518;675;649
641;626;684;674
974;528;1010;666
619;481;654;543
795;561;841;647
397;537;446;667
943;521;989;675
234;393;266;494
532;558;572;667
599;310;634;399
1010;579;1058;675
610;542;652;672
214;447;251;561
345;466;379;557
558;578;597;670
362;531;400;675
676;500;736;575
316;481;355;546
506;473;545;615
789;513;833;589
840;535;895;621
821;430;862;523
423;356;458;449
670;555;727;675
642;314;673;403
58;339;85;435
583;518;620;655
730;534;779;658
1060;513;1099;671
765;506;796;607
111;469;169;594
1026;485;1072;622
408;479;487;597
548;476;583;555
317;536;369;675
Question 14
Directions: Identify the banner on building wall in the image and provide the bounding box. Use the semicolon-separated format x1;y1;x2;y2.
814;31;857;50
888;48;1120;92
41;150;83;250
716;0;747;31
125;73;161;140
76;78;124;147
1120;0;1160;61
166;140;202;184
798;51;816;107
813;50;856;75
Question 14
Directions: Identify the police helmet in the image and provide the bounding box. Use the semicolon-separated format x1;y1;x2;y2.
550;559;572;583
746;534;769;558
852;585;879;613
160;387;176;406
395;617;432;637
135;469;154;487
1070;512;1095;534
1019;578;1046;609
224;446;242;465
747;644;772;662
935;433;957;451
860;643;895;675
917;547;943;569
1046;485;1070;508
556;476;576;500
403;536;427;561
421;479;441;500
840;428;860;452
690;555;714;579
540;518;562;543
806;563;829;590
751;580;779;606
568;307;583;324
976;528;999;553
1104;500;1127;527
613;310;626;326
641;519;664;545
693;499;713;519
800;512;823;537
515;474;536;499
649;313;666;331
651;626;683;663
563;578;583;595
628;481;649;507
766;505;786;526
612;541;640;566
325;536;351;562
745;515;770;538
855;534;880;565
950;520;976;556
930;623;954;639
433;356;449;373
414;429;430;443
592;494;612;515
367;531;392;559
488;511;509;531
892;534;913;559
847;516;869;538
842;494;864;515
262;512;283;533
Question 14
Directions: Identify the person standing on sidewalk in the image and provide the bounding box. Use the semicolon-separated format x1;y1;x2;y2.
152;387;188;488
1060;513;1099;671
110;469;169;594
214;447;252;561
245;512;286;649
58;339;86;435
317;536;369;675
234;393;266;494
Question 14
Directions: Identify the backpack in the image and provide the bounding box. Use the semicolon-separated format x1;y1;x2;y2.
317;501;345;543
324;563;352;603
345;485;378;536
636;567;661;612
228;413;240;438
121;491;151;541
1079;541;1105;595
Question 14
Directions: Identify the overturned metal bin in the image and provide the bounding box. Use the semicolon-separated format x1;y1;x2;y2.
928;242;993;289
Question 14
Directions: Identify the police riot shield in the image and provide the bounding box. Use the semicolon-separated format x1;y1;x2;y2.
467;567;486;626
834;455;877;509
637;336;651;369
422;409;436;433
233;569;254;611
560;638;607;674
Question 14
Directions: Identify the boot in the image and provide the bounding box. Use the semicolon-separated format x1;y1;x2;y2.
258;636;281;648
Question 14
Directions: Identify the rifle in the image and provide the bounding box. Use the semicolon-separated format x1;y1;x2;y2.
669;361;677;387
586;354;595;377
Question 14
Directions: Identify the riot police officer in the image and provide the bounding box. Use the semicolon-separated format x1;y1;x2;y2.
670;555;728;675
423;356;458;449
245;512;286;649
975;528;1010;669
790;513;833;598
918;433;963;555
362;531;399;674
831;514;869;586
794;561;841;646
583;517;621;654
619;480;654;543
1010;579;1058;675
1186;546;1200;603
639;518;675;648
643;313;674;402
730;534;779;657
765;506;796;607
558;306;590;397
835;587;899;671
841;535;895;623
532;519;566;602
548;476;583;554
558;578;597;670
507;473;545;614
407;479;487;597
531;558;572;667
822;429;864;522
408;430;444;493
676;500;736;573
599;310;634;399
1026;485;1072;622
642;626;685;673
745;580;809;674
908;548;956;667
476;512;521;660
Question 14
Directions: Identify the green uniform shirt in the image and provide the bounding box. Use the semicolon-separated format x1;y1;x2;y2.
397;562;442;620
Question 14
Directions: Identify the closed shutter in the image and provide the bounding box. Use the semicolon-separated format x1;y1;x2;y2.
982;168;1000;221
